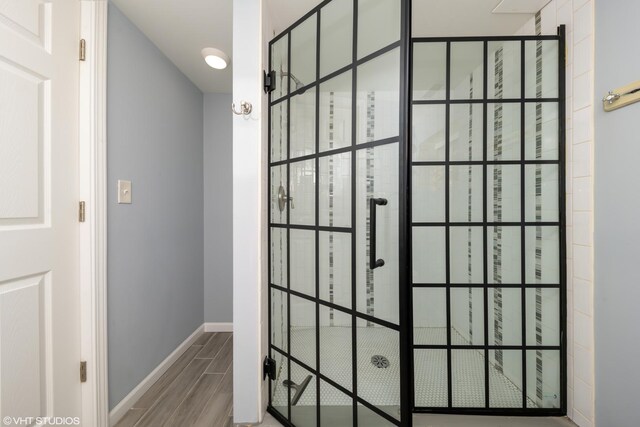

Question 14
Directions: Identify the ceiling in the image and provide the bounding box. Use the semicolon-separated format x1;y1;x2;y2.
111;0;547;93
265;0;544;38
112;0;232;94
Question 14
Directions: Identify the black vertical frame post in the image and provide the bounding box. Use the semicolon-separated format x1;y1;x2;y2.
286;30;293;423
399;0;412;424
444;41;453;408
482;40;490;409
350;1;359;425
557;24;568;415
314;10;322;427
519;38;528;410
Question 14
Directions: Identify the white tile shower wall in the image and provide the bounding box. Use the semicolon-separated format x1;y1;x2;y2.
518;0;596;425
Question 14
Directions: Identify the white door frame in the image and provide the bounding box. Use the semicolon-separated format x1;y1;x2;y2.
79;1;109;426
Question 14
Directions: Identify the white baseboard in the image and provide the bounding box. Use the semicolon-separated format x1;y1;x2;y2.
204;322;233;332
108;324;205;426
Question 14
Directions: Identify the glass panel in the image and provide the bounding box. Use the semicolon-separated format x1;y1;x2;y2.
320;380;353;426
413;288;447;345
450;226;483;284
291;15;317;91
414;349;448;407
525;164;559;222
271;227;288;287
525;40;559;99
413;42;447;101
412;104;446;161
487;165;521;222
357;318;400;420
271;351;289;417
319;71;352;153
487;103;521;161
271;34;289;101
487;226;521;284
412;166;445;223
291;91;317;158
319;152;351;227
525;226;560;284
271;288;288;351
291;229;315;296
271;165;288;224
271;101;288;162
450;42;484;100
412;227;446;283
451;287;484;345
450;165;483;223
356;144;399;324
357;0;400;59
488;288;522;346
290;361;318;427
319;232;352;309
320;0;353;77
357;404;396;426
489;350;523;408
526;350;561;408
450;103;483;161
452;349;485;407
525;103;559;160
290;160;316;226
290;295;316;368
356;48;400;144
319;306;352;391
526;288;560;346
488;41;521;99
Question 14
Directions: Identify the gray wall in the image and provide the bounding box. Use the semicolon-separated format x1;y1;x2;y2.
204;94;233;322
594;1;640;425
107;4;204;408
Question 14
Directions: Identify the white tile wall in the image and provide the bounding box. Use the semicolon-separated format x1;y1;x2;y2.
524;1;596;425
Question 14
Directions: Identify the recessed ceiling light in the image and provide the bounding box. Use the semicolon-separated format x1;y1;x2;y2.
201;47;229;70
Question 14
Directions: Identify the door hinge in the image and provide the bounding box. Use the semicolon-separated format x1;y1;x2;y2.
263;356;276;381
80;361;87;383
263;70;276;94
79;201;86;223
79;39;86;61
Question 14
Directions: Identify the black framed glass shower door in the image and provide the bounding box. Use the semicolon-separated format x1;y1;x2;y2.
266;0;566;425
267;0;411;426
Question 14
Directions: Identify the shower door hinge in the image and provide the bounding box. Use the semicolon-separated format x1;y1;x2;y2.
263;356;276;381
80;361;87;383
79;39;86;61
79;201;86;222
264;70;276;94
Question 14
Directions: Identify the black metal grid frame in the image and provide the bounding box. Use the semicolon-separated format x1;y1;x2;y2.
267;0;412;426
266;0;566;423
410;27;567;415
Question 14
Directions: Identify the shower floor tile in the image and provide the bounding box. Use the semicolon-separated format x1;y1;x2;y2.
274;326;535;411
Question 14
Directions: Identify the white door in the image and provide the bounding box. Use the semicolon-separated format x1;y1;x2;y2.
0;0;81;422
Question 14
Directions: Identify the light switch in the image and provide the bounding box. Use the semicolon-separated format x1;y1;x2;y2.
118;180;132;204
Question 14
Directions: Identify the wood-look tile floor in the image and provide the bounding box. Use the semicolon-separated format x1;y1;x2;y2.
116;332;233;427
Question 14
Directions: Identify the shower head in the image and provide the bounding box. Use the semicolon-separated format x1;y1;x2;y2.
282;71;305;92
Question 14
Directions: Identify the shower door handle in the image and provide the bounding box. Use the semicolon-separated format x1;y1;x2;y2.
369;197;388;270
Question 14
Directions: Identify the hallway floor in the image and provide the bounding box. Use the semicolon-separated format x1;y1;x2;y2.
115;331;233;427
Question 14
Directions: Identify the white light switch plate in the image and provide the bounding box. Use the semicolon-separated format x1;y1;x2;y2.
118;180;132;204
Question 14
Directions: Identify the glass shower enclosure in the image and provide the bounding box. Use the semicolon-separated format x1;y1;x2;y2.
267;1;565;426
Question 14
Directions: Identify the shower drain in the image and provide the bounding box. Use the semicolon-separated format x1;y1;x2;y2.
370;355;390;369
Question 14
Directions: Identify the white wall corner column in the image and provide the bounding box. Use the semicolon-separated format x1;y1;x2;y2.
233;0;267;423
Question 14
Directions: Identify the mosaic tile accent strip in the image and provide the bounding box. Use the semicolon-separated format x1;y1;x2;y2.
365;92;376;324
534;10;545;407
492;46;505;373
328;91;336;325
